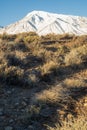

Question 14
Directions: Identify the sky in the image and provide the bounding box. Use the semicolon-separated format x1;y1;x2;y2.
0;0;87;26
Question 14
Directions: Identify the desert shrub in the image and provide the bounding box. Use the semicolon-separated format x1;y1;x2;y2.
25;69;41;85
26;31;38;36
15;34;24;43
0;41;17;52
14;42;29;52
0;66;23;85
6;54;22;67
64;78;86;88
65;44;87;65
41;61;58;75
58;33;74;40
35;84;64;105
47;116;87;130
0;65;40;87
41;33;58;41
58;45;70;54
23;34;40;44
0;33;9;40
0;33;16;41
70;35;87;48
0;38;29;52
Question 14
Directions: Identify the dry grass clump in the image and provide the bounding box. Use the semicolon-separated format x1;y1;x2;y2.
24;33;40;44
0;63;40;87
65;44;87;65
47;116;87;130
0;33;16;41
63;78;86;88
0;65;24;85
41;61;58;75
14;33;25;43
40;33;74;43
35;84;64;104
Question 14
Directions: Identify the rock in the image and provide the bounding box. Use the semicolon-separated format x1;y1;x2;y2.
15;102;19;106
0;111;3;116
5;126;13;130
31;121;41;129
12;88;15;92
9;119;14;123
0;108;3;116
21;109;25;112
28;125;34;130
7;91;12;94
21;101;27;106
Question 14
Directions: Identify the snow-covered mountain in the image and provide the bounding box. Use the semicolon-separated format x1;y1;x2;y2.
0;26;3;29
0;10;87;35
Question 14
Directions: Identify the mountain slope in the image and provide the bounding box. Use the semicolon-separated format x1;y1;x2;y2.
0;10;87;35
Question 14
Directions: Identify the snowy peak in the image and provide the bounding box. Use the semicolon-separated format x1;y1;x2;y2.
0;11;87;35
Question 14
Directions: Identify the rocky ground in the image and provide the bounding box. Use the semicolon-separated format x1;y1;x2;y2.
0;86;38;130
0;81;87;130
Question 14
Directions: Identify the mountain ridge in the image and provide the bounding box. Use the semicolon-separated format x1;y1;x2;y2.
0;10;87;35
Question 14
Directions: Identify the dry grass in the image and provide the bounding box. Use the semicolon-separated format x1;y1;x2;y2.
0;32;87;129
41;61;58;75
47;116;87;130
63;78;86;88
35;84;64;104
65;44;87;65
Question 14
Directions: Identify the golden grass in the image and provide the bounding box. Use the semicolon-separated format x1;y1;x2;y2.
47;116;87;130
63;78;86;88
65;44;87;65
41;61;58;75
35;84;64;104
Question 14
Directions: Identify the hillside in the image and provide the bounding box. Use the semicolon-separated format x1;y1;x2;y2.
0;11;87;35
0;32;87;130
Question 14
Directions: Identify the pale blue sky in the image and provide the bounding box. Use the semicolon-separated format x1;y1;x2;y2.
0;0;87;26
